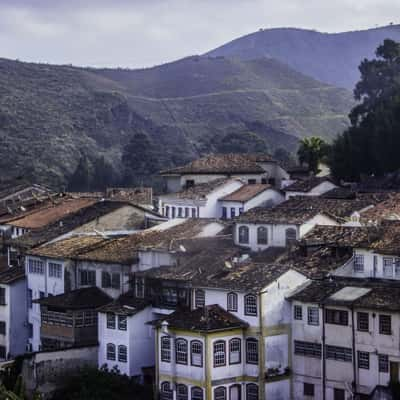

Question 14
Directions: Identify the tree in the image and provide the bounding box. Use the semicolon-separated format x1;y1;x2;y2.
67;154;90;192
91;156;114;191
329;39;400;181
215;131;268;154
297;136;327;174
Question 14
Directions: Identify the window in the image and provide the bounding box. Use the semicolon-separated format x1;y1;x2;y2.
222;207;227;219
246;338;258;364
307;307;319;326
227;292;238;312
325;309;348;326
185;208;190;218
231;208;236;218
213;340;226;367
111;273;120;289
165;206;169;217
171;207;176;218
161;382;173;400
325;345;352;362
28;323;33;339
177;384;188;400
28;259;44;274
229;338;241;364
257;226;268;245
358;351;369;369
0;288;5;306
354;254;364;273
161;336;171;362
244;294;257;316
214;387;226;400
102;272;111;288
27;289;32;309
294;305;302;320
248;179;256;184
333;388;345;400
39;291;45;299
0;321;6;335
48;262;62;278
106;343;116;360
75;311;97;327
379;314;391;335
383;257;393;277
194;289;205;308
178;207;183;218
303;383;314;397
118;315;127;331
294;340;322;358
379;354;389;373
191;387;203;400
239;208;244;215
135;277;145;298
175;338;188;365
246;384;258;400
185;180;195;188
238;226;249;244
0;346;6;359
80;270;95;286
192;208;196;218
118;345;127;362
357;312;369;332
285;228;297;246
191;340;203;367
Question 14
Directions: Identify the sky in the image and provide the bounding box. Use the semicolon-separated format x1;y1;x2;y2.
0;0;399;69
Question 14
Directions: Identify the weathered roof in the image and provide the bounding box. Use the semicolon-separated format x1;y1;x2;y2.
156;304;248;332
105;187;153;205
9;197;97;229
98;291;150;316
360;193;400;223
288;277;400;312
160;153;275;175
35;287;112;310
0;267;25;284
219;184;273;202
284;177;334;193
9;200;134;250
236;195;380;225
161;178;234;200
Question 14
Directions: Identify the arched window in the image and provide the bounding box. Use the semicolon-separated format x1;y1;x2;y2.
213;340;226;367
185;207;190;218
257;226;268;245
246;338;259;364
160;382;173;400
229;385;241;400
171;207;176;218
238;226;249;244
192;208;197;218
106;343;115;361
244;294;257;316
161;336;171;362
165;206;169;217
175;338;188;365
194;289;205;308
229;338;241;364
227;292;238;312
191;387;203;400
214;387;226;400
178;207;183;218
177;384;188;400
285;228;297;246
118;345;127;362
190;340;203;367
246;384;259;400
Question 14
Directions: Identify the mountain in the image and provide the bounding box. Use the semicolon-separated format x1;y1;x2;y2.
206;25;400;89
0;54;353;188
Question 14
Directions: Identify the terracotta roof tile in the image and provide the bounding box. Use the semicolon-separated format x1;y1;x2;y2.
220;184;273;202
284;177;334;192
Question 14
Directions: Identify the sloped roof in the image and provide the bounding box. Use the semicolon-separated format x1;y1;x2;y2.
0;267;25;284
105;187;153;205
156;304;248;332
98;291;150;316
360;193;400;223
284;176;335;192
219;184;274;202
160;153;275;175
35;286;112;310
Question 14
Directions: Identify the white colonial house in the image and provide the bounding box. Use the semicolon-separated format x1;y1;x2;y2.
218;184;284;219
283;177;338;200
160;153;289;193
289;278;400;400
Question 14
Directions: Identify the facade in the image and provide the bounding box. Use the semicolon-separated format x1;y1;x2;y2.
160;153;289;194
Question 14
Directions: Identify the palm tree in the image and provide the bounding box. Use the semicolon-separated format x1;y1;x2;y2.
297;136;328;174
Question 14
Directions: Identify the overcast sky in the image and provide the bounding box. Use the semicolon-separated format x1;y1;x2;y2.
1;0;399;68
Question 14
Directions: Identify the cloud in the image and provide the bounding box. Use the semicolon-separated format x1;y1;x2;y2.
0;0;399;67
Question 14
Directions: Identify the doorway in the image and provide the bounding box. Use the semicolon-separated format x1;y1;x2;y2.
390;362;399;383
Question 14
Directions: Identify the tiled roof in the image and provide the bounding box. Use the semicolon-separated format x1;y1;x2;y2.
98;291;150;316
105;187;153;205
162;178;234;200
360;193;400;223
156;305;248;332
288;277;400;312
219;184;273;202
236;195;380;224
35;287;112;310
0;267;25;284
284;177;334;193
9;200;134;250
10;198;97;229
160;153;275;175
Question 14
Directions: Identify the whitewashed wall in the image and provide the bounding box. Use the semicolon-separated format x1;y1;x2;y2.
285;181;337;199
